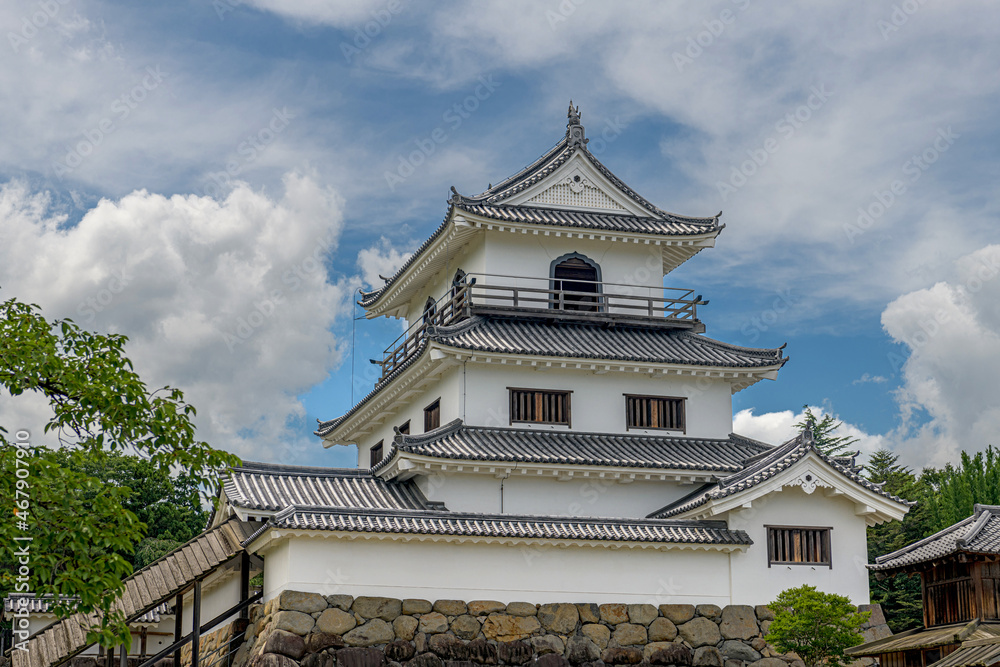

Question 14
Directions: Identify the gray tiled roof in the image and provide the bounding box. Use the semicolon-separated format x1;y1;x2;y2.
428;315;788;368
650;430;913;519
245;505;752;548
373;419;771;474
928;636;1000;667
3;597;170;623
870;504;1000;572
359;116;719;309
224;461;433;512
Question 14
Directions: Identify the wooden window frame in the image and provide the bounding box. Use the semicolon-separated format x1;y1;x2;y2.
369;440;384;468
507;387;572;427
424;399;441;432
398;420;410;435
765;525;833;568
623;394;686;433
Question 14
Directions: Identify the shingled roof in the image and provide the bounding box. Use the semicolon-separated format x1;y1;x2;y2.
371;419;771;475
428;315;787;368
870;504;1000;573
359;105;720;310
244;505;752;549
224;461;434;512
2;597;170;624
650;430;913;519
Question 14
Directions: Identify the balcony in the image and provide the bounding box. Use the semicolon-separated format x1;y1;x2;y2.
373;273;706;381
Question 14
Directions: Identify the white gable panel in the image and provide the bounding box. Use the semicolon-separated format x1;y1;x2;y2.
506;153;654;217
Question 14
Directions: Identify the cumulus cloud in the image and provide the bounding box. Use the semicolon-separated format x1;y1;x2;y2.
880;244;1000;467
733;406;886;460
356;237;412;291
0;173;349;462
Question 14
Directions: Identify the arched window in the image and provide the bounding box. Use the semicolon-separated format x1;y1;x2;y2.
423;296;437;324
550;253;602;312
451;269;467;300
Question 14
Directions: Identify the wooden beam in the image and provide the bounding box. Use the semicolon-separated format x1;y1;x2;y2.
174;592;183;667
240;551;251;620
191;582;201;667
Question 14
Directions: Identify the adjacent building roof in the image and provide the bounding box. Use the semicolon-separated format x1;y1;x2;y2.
359;105;720;310
931;637;1000;667
871;504;1000;573
13;517;256;667
428;314;788;368
245;504;752;549
846;620;1000;657
650;430;913;519
224;461;434;512
372;419;771;475
2;597;170;624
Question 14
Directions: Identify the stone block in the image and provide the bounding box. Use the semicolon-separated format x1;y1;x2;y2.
720;640;761;662
419;613;450;635
749;659;787;667
659;604;696;625
694;647;723;667
575;604;600;624
305;632;346;653
565;636;601;665
262;630;306;660
404;655;442;667
279;591;328;614
696;604;722;620
678;617;721;648
468;601;506;616
720;606;758;640
354;597;403;622
451;615;481;640
648;617;677;642
505;602;537;617
403;599;433;615
318;608;358;636
253;654;298;667
337;647;387;667
274;610;315;636
465;638;498;664
647;643;692;666
433;600;468;616
531;635;565;655
626;604;658;626
580;623;610;649
751;637;767;651
385;641;416;663
482;613;541;642
753;605;774;622
428;633;468;660
394;615;419;641
534;655;571;667
302;653;333;667
538;603;579;634
612;623;647;646
599;603;629;625
344;619;396;647
326;594;354;611
498;641;534;665
600;647;643;665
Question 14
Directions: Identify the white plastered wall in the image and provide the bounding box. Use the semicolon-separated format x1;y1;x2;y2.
262;534;733;606
726;486;872;606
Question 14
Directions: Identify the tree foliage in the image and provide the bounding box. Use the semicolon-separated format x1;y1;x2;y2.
794;406;860;457
0;296;238;647
765;585;869;667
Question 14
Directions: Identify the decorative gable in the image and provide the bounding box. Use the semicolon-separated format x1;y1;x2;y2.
526;168;627;211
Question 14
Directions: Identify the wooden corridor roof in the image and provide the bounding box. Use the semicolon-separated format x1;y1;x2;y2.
13;517;256;667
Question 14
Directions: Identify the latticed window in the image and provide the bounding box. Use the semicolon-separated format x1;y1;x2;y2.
424;399;440;432
767;526;832;567
624;395;685;431
509;388;571;426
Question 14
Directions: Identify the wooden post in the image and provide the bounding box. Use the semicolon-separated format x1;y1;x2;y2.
973;560;985;620
191;581;202;667
174;592;184;667
141;628;148;659
108;645;114;667
240;552;251;620
120;641;128;667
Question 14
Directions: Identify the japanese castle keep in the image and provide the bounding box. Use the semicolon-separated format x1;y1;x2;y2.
206;105;912;607
12;105;917;667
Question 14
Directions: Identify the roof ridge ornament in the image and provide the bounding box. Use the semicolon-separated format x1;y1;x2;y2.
566;100;588;149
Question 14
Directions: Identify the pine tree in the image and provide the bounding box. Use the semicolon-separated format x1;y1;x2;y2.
794;405;860;457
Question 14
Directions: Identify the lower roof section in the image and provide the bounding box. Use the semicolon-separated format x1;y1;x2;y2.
871;504;1000;574
372;418;771;476
847;620;1000;657
244;504;752;550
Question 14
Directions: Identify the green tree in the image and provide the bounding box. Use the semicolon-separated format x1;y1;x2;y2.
795;406;860;457
766;585;870;667
0;296;238;648
921;446;1000;532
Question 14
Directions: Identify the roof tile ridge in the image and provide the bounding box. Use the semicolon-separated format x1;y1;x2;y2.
957;508;996;547
874;515;976;564
458;137;571;203
233;461;371;478
678;330;787;358
397;418;465;446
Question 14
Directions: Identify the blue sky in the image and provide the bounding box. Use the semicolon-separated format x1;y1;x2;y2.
1;0;999;471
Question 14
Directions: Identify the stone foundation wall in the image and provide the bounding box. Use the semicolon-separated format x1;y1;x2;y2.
233;591;860;667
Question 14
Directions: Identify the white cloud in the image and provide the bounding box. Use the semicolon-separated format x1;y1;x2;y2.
853;373;888;385
0;173;349;462
880;244;1000;468
733;406;886;461
356;236;412;291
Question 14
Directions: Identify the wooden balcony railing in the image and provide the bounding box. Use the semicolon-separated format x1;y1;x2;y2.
373;275;705;381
